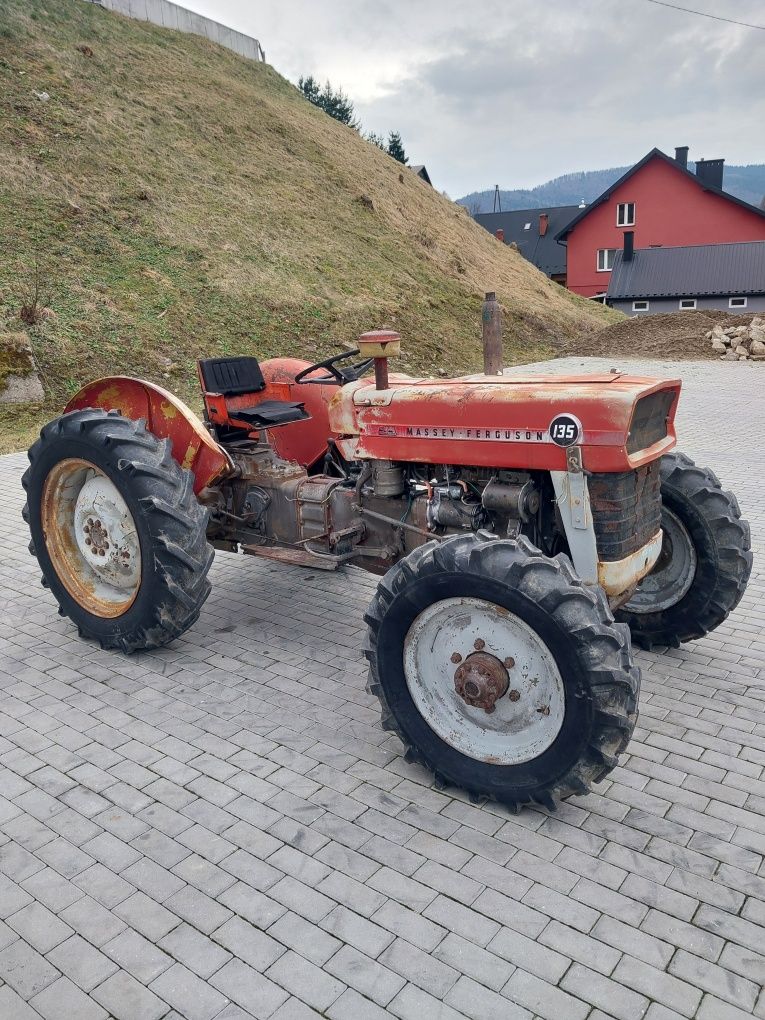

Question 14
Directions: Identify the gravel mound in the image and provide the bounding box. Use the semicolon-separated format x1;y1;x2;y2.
572;310;759;360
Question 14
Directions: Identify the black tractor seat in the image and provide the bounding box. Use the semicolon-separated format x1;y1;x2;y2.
198;356;310;429
228;400;309;428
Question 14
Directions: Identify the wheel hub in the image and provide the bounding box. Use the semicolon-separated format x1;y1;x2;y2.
454;652;509;713
41;459;142;618
73;475;140;590
403;597;566;765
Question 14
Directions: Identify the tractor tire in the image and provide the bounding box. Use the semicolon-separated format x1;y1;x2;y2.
365;532;639;810
22;408;213;653
616;452;752;650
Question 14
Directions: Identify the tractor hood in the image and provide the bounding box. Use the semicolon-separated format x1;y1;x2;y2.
329;372;681;473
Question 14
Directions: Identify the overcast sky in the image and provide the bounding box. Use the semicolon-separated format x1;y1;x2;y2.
184;0;765;197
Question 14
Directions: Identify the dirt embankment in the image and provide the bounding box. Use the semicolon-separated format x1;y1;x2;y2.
570;309;760;361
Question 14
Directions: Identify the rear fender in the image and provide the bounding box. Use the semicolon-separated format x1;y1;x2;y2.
64;377;233;494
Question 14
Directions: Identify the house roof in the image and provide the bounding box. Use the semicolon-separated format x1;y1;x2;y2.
474;206;582;276
606;241;765;300
411;165;432;186
556;148;765;242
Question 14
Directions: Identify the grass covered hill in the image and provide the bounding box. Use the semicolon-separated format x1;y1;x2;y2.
0;0;618;450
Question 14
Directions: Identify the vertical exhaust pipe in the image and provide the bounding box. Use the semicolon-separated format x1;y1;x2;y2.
482;292;503;375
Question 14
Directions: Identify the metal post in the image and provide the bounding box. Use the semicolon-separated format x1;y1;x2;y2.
374;358;389;391
482;291;503;375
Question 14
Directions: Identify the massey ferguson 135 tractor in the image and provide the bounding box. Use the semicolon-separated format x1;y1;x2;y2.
23;330;752;808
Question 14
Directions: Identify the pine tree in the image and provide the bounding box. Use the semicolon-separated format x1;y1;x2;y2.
366;131;387;150
298;75;359;130
298;75;320;105
387;131;408;165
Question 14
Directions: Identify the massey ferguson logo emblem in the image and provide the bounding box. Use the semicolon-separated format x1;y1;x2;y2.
364;424;551;442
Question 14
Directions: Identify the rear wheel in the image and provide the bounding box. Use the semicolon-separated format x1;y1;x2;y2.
617;452;752;649
23;408;213;652
365;533;639;809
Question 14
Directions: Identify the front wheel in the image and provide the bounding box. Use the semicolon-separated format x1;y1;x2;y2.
617;452;752;649
22;408;214;652
365;533;639;810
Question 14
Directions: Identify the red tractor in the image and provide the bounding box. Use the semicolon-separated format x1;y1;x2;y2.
23;331;751;809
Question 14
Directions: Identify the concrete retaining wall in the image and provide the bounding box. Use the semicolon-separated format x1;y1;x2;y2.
85;0;265;62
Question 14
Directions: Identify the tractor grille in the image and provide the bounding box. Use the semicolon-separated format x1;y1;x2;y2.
589;461;662;562
627;390;675;454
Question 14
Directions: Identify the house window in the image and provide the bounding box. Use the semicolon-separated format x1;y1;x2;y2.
633;300;650;312
729;297;747;308
524;222;531;230
617;202;635;226
679;299;697;310
597;249;617;271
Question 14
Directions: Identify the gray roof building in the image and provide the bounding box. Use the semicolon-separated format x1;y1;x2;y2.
606;239;765;315
474;206;582;280
411;165;433;186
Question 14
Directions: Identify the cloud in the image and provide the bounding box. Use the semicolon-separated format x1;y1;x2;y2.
184;0;765;196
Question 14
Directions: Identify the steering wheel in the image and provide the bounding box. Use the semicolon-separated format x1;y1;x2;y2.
294;349;375;385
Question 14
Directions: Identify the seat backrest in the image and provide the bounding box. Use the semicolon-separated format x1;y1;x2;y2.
198;356;265;396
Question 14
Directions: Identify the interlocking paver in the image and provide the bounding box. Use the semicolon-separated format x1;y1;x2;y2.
6;900;73;953
102;928;174;983
209;957;289;1017
0;937;60;1000
29;974;108;1020
148;961;230;1020
91;969;167;1020
1;357;763;1018
46;934;119;991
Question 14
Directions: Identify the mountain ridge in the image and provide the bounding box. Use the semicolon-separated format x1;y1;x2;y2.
459;163;765;213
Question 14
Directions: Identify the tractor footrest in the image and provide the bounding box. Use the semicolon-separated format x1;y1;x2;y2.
230;400;310;428
242;544;339;570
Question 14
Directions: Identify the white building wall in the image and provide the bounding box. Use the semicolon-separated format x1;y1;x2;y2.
86;0;265;62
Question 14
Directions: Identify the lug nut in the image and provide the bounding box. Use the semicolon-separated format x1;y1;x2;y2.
474;639;485;651
509;690;521;702
450;652;462;664
504;657;515;668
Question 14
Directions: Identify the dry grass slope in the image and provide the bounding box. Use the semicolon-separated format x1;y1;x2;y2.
0;0;618;451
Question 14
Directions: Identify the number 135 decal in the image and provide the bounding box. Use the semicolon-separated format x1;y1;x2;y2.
549;414;582;448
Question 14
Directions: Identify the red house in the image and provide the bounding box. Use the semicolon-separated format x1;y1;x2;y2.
557;148;765;298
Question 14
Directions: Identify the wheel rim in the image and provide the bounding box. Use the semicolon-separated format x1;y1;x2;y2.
41;458;141;618
403;597;565;765
624;507;697;614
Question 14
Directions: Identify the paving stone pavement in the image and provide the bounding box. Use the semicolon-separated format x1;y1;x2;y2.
0;356;763;1020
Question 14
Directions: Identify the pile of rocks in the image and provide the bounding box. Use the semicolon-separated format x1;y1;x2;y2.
708;317;765;361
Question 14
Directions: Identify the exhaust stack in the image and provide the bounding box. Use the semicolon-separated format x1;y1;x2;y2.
482;292;503;376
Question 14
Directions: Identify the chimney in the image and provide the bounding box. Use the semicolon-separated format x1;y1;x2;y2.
538;213;549;236
495;228;505;243
623;230;634;262
675;145;689;169
695;157;725;191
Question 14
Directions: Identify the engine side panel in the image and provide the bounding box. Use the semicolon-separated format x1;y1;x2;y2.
330;374;681;473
